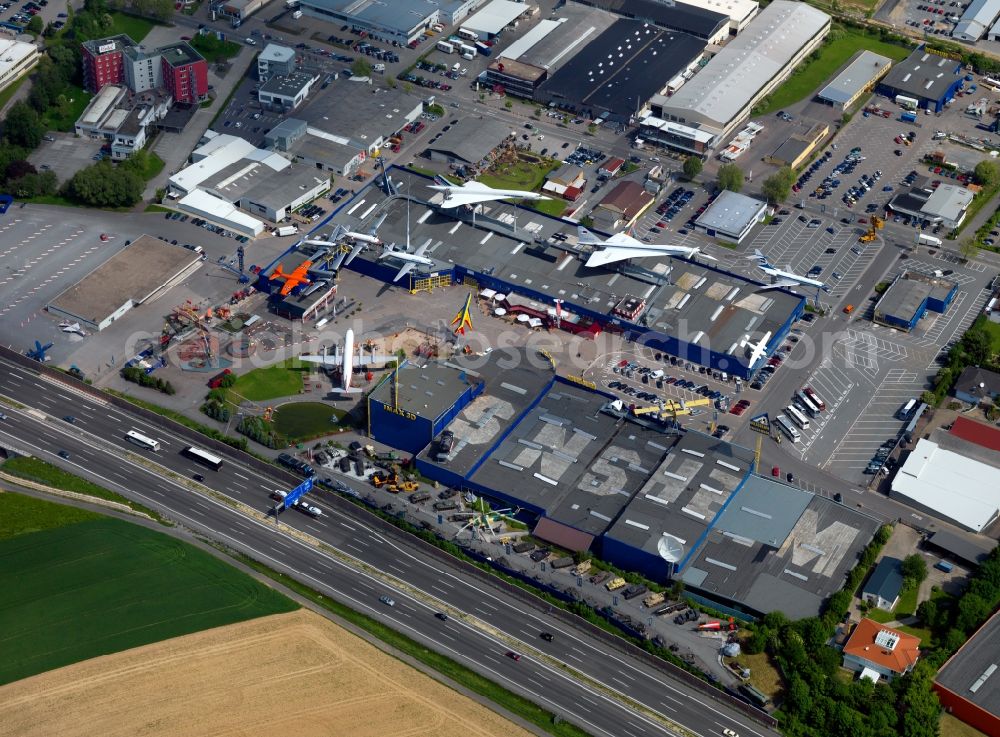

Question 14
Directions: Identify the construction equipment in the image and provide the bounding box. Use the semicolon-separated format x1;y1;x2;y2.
371;470;400;488
398;480;419;492
858;215;884;243
631;398;711;421
218;245;250;284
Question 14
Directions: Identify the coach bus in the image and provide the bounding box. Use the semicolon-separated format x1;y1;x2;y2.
785;405;810;430
182;445;224;471
125;430;161;451
803;386;826;412
897;398;918;421
775;414;801;443
794;391;818;417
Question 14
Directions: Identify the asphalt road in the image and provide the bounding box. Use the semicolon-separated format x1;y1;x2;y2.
0;357;776;737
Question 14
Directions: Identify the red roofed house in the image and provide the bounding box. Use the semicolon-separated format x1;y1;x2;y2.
599;157;625;178
842;618;921;682
594;180;654;231
949;415;1000;453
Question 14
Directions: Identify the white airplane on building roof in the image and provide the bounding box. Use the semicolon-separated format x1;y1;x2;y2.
739;331;773;369
429;179;552;209
578;226;716;268
298;328;392;394
747;249;829;293
380;238;434;282
302;213;388;270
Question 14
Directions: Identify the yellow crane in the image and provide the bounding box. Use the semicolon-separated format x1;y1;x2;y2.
858;215;884;243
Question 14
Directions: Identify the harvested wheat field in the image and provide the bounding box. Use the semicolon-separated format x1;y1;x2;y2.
0;609;536;737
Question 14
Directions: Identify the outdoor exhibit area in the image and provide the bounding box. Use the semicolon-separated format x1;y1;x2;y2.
0;608;537;737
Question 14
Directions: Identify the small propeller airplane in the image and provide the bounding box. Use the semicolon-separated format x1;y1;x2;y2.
739;331;773;369
578;226;716;268
451;292;474;336
269;260;313;296
298;329;393;394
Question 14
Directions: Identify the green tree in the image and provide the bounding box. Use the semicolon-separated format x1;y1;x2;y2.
898;661;941;737
351;57;371;77
916;599;939;628
901;554;928;586
63;160;144;208
961;327;992;365
973;159;1000;187
956;591;992;633
762;166;795;203
26;14;43;33
3;101;45;148
682;156;703;180
717;163;743;193
960;237;979;261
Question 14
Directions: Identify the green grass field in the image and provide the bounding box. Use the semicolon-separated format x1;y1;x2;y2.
230;360;306;402
896;584;919;616
480;158;559;193
273;402;348;442
0;492;99;540
3;457;160;520
0;502;297;685
108;11;156;42
41;84;94;133
981;319;1000;356
534;198;569;218
754;30;913;117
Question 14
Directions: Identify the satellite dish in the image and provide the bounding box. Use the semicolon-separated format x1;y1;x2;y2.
658;534;685;563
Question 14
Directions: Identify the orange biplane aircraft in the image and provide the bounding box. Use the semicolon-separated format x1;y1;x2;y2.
270;260;312;296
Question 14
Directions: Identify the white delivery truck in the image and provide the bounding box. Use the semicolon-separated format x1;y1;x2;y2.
917;233;942;246
437;40;454;54
276;225;298;237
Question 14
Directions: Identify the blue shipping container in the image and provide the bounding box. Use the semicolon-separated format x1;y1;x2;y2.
901;111;917;122
935;560;954;573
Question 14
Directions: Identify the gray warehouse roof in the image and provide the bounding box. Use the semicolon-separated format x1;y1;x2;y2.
879;49;962;101
876;271;956;323
953;0;1000;39
424;116;514;164
299;0;438;34
259;43;295;64
416;348;555;477
660;0;830;132
935;608;1000;721
817;50;893;105
571;0;728;40
295;82;425;147
682;476;881;618
48;235;201;325
695;190;766;234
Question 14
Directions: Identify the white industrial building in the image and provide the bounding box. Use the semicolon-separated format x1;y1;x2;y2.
460;0;532;37
169;133;329;236
0;38;39;95
652;0;830;149
678;0;759;34
693;190;767;243
296;0;487;44
890;438;1000;533
953;0;1000;41
74;85;172;160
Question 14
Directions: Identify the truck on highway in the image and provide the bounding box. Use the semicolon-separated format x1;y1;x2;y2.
275;225;298;237
917;233;942;246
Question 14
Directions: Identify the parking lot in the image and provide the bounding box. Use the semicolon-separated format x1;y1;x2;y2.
29;136;104;182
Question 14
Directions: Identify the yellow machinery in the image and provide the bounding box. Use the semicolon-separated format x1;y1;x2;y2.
631;398;711;421
858;215;884;243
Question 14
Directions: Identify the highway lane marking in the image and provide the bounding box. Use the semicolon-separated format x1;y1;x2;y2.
578;694;600;707
344;542;365;554
309;565;325;575
106;414;121;422
611;676;632;689
616;670;636;682
194;500;211;510
339;522;356;531
233;471;249;481
478;600;499;611
56;393;72;402
8;398;761;737
431;584;450;595
437;631;457;643
387;564;407;576
576;704;591;714
658;701;676;713
526;677;547;691
112;472;128;481
566;652;584;664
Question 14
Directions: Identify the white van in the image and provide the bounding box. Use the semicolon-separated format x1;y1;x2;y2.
452;62;461;72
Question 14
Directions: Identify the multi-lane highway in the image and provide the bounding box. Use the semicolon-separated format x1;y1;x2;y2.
0;356;776;737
